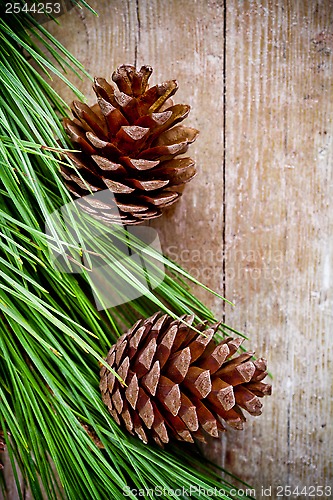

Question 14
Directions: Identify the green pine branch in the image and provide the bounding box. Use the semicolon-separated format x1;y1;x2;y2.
0;5;253;500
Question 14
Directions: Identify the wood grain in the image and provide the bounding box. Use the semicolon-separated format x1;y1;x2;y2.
2;0;332;498
224;0;333;492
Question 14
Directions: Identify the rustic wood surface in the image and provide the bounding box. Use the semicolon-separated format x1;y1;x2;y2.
2;1;332;498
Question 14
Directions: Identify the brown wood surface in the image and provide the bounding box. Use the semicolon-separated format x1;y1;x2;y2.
2;1;333;498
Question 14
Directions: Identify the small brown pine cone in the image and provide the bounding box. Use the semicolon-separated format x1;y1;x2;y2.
100;312;271;446
62;65;198;225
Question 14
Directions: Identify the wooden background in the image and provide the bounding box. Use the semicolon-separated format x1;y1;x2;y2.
2;0;333;498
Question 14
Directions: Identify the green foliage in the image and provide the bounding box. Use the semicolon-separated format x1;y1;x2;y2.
0;5;253;500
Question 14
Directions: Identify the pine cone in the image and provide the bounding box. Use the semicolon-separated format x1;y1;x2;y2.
62;65;198;225
100;312;271;446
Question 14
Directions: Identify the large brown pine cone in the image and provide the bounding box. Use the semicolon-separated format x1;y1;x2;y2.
100;312;271;446
62;65;198;225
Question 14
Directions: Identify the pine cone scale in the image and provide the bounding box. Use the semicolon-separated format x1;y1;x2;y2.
179;394;199;432
137;388;154;429
151;403;169;443
141;360;160;396
156;376;181;416
234;386;263;416
198;343;229;373
125;373;139;409
165;347;191;383
193;397;220;437
245;381;272;396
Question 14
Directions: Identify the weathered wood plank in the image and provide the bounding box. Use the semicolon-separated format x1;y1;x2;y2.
224;0;333;494
134;0;228;468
